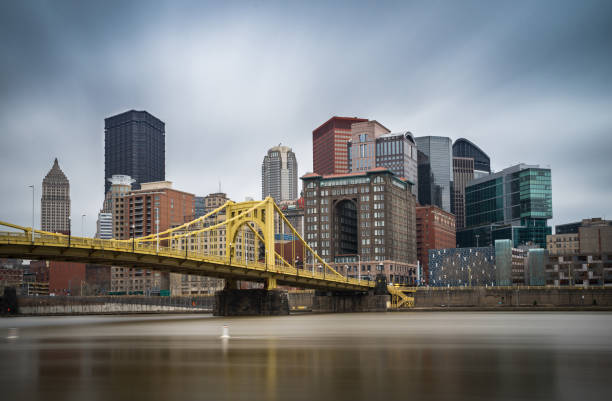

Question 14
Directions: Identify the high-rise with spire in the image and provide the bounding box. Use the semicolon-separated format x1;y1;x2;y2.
41;158;70;233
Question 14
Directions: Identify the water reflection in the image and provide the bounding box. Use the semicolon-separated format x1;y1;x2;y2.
1;313;611;401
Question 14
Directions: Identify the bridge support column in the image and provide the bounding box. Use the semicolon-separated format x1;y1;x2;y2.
312;290;389;313
213;289;289;316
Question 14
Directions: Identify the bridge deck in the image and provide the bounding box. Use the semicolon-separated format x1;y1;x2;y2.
0;231;374;292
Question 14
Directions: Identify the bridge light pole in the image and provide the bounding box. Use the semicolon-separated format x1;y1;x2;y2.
28;185;35;243
81;214;86;237
68;217;71;247
131;224;135;253
155;207;159;253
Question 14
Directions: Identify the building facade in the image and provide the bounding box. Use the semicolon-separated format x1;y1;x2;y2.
416;205;456;283
101;174;134;239
204;192;229;213
347;120;390;173
312;116;368;175
415;136;453;212
457;164;552;249
104;110;165;194
452;138;491;177
262;145;298;202
95;212;113;239
375;132;418;196
451;156;474;230
429;247;496;287
120;181;194;240
301;168;417;284
41;158;70;233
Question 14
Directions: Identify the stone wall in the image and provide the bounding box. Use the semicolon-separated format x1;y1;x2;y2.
415;287;612;307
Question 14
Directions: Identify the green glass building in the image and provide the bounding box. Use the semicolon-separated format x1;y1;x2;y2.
457;164;552;248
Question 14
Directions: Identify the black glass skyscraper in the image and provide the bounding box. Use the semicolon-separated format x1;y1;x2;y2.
104;110;165;194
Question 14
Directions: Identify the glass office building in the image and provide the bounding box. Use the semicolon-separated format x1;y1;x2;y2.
452;138;491;176
457;164;552;248
415;136;452;212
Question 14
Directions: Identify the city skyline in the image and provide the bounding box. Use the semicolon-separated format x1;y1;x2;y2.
1;1;611;235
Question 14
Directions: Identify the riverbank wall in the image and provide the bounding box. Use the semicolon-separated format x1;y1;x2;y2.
414;287;612;307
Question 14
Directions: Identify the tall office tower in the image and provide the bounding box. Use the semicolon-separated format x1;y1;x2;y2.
451;138;490;230
451;157;475;230
347;120;390;172
415;136;453;212
453;138;491;178
104;110;165;194
41;158;70;233
375;132;418;196
457;164;552;249
312;116;368;175
302;169;417;285
262;145;298;202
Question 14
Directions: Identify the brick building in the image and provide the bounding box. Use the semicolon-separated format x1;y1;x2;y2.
302;168;417;284
416;205;456;283
312;116;368;175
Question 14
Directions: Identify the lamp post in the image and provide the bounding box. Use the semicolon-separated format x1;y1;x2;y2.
475;234;480;248
81;214;86;237
155;207;159;253
131;224;135;252
68;217;71;247
28;185;35;243
356;254;361;282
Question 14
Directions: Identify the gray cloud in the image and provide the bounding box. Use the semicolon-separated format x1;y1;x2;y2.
1;0;611;235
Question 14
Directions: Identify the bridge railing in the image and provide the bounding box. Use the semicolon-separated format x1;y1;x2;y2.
0;229;372;288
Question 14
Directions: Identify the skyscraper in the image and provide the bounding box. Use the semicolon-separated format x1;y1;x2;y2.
451;156;474;230
415;136;453;212
104;110;165;194
262;145;298;202
312;116;368;175
41;158;70;233
452;138;491;178
457;164;552;248
451;138;491;230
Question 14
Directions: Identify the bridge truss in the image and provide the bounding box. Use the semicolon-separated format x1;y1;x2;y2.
0;197;374;292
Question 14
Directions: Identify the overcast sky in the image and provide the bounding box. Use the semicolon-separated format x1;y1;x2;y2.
1;0;611;236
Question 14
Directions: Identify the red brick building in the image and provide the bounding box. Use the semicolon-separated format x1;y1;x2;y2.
49;261;86;296
120;181;195;240
416;205;456;283
312;116;368;175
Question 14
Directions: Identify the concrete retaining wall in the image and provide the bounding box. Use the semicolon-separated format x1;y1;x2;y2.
415;288;612;307
312;292;389;313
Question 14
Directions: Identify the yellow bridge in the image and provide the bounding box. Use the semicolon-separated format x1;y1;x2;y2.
0;198;376;293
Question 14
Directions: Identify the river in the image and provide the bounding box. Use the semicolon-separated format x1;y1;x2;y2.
1;312;611;401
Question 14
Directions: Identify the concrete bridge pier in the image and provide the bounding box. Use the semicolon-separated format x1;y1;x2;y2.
311;290;389;313
213;288;290;316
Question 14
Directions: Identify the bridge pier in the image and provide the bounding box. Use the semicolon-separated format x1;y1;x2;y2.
312;291;389;313
213;289;289;316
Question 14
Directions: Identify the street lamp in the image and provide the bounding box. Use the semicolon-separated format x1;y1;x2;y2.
475;234;480;247
81;214;86;237
131;224;135;252
155;207;159;253
28;185;35;243
68;217;71;247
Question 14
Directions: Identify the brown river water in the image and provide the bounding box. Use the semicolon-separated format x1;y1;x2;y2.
1;312;611;401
